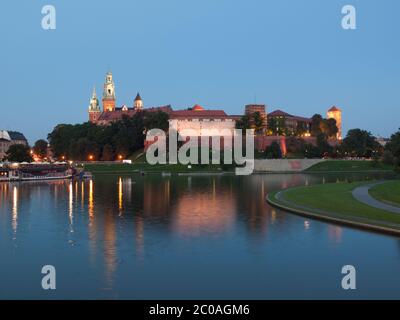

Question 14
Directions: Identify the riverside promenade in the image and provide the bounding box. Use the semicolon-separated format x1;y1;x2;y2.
352;182;400;214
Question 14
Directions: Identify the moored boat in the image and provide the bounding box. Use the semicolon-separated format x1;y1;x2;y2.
0;163;74;182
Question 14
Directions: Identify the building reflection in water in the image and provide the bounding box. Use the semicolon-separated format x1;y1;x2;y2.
118;177;123;215
12;185;18;236
87;179;97;267
328;225;343;244
68;182;73;232
81;181;85;210
75;181;78;204
270;209;277;223
172;177;235;237
86;178;118;287
103;207;117;288
134;215;145;260
0;183;8;210
88;180;94;218
143;178;170;216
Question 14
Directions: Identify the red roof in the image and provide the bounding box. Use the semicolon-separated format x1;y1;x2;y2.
268;109;311;122
268;109;292;117
97;105;172;122
170;109;230;119
328;106;341;112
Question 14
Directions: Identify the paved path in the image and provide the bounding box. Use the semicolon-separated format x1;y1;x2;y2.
352;181;400;214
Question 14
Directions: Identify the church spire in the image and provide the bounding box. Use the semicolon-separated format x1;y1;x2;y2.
134;92;143;110
88;86;99;112
88;86;101;123
102;71;116;112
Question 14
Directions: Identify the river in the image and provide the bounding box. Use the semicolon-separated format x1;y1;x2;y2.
0;172;399;299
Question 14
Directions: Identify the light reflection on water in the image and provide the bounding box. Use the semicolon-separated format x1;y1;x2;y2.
0;172;399;299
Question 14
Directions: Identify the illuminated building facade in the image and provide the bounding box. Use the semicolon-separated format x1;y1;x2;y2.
267;110;312;136
0;130;28;161
327;106;342;140
87;72;342;141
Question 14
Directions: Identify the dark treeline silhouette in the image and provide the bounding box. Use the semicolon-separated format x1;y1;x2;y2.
47;111;169;161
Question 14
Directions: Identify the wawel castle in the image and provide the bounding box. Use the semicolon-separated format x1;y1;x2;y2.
88;72;342;141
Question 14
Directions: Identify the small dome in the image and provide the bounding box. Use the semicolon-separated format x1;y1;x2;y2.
192;104;204;111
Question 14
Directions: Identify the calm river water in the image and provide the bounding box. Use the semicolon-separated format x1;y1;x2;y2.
0;172;399;299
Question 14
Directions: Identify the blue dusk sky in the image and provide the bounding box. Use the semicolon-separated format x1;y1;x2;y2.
1;0;399;143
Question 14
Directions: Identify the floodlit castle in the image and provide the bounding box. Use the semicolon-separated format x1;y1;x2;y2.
88;72;166;125
88;72;239;133
88;72;342;140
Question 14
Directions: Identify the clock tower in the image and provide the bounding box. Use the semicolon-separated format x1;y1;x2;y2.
102;71;116;112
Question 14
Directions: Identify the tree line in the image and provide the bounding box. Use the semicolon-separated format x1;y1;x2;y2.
1;109;400;172
46;111;169;161
264;128;400;167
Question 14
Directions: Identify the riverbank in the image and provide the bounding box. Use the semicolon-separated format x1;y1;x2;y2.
83;159;396;175
369;180;400;208
305;160;394;173
267;181;400;235
83;162;233;174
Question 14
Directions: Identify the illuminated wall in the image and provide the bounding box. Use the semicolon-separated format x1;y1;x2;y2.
327;107;342;140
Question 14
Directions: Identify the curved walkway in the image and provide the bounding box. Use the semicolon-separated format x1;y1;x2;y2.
352;181;400;214
267;187;400;236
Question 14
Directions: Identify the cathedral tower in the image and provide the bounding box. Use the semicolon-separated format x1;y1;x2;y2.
134;93;143;110
327;106;342;140
88;87;101;123
102;71;116;112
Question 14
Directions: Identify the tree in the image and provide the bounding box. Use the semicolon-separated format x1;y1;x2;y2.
382;150;394;165
101;144;114;161
252;112;265;134
33;139;48;159
4;144;33;162
326;118;338;138
340;129;381;157
315;133;333;157
310;114;338;138
286;136;306;156
236;112;265;134
144;111;169;132
47;111;169;161
311;114;324;136
301;143;320;158
385;129;400;170
386;129;400;158
265;141;282;159
235;115;251;131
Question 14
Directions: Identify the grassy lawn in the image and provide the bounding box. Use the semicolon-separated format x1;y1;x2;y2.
305;160;394;172
84;147;239;174
83;162;232;174
270;181;400;228
369;180;400;208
